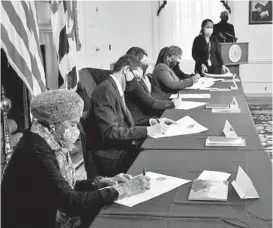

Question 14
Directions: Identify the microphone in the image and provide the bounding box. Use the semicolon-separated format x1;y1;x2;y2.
218;32;227;42
225;32;238;42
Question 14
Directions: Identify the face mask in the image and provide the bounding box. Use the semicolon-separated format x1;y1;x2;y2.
59;125;80;148
204;28;213;36
142;63;148;75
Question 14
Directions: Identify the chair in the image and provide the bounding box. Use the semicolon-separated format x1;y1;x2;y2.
78;117;98;179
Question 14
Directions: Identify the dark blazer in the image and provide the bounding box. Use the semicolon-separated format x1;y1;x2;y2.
192;34;224;75
213;21;236;42
125;78;175;123
172;64;194;80
1;131;118;228
151;63;194;100
84;77;148;176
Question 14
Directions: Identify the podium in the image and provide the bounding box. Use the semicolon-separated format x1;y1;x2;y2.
218;42;248;76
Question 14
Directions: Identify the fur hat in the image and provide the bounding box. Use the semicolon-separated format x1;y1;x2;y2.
31;89;84;124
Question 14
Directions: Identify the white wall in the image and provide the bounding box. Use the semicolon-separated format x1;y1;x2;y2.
229;0;272;96
77;1;155;69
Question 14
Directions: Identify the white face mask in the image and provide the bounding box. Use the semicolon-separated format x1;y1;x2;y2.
204;28;213;36
60;126;80;148
55;123;80;148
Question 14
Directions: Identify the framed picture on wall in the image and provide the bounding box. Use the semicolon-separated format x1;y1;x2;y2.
249;0;272;24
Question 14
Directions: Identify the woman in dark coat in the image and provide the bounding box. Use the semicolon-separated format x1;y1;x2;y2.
192;19;230;76
1;89;150;228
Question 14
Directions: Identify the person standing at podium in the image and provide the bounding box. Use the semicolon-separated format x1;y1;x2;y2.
213;11;236;43
192;19;230;75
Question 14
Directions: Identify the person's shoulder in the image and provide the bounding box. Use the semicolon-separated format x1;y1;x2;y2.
93;78;114;95
155;63;170;71
194;34;204;41
227;22;234;28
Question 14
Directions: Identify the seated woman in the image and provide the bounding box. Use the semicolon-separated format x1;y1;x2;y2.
125;47;181;122
151;46;199;100
169;46;196;80
192;19;230;76
1;89;150;228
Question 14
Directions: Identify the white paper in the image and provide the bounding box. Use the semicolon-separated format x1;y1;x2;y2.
204;72;234;78
231;166;259;199
212;108;241;113
151;116;208;138
170;94;211;99
223;120;238;138
185;78;215;90
115;172;191;207
198;170;231;181
174;101;207;110
199;88;231;92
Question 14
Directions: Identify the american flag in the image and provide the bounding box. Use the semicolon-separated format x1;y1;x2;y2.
51;0;79;90
1;1;47;96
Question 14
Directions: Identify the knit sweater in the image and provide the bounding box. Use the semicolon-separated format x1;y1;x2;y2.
151;63;194;100
125;79;175;123
1;131;118;228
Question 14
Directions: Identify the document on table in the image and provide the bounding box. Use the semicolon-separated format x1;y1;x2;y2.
174;101;207;110
169;93;211;99
204;72;234;78
151;116;208;138
231;166;259;199
115;172;191;207
185;78;215;90
198;170;231;181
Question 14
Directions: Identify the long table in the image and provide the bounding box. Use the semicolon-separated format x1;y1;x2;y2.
91;150;272;228
142;81;264;151
91;78;272;228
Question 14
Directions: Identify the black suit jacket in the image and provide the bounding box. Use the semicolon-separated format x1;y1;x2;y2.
213;21;236;42
85;77;148;162
192;34;224;75
125;78;175;123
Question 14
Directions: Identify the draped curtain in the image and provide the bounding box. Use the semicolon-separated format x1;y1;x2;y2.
157;0;224;72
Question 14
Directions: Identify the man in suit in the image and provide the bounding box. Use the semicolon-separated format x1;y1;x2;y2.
213;11;236;42
84;55;175;177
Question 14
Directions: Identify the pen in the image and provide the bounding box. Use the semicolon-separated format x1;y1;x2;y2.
143;168;146;176
156;118;160;123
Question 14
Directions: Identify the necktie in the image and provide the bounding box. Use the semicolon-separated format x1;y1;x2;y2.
121;95;135;126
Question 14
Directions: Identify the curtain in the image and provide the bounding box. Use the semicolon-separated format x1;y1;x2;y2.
157;0;224;72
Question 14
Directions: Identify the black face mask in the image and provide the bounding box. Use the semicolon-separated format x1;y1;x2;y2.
169;60;179;68
142;63;148;75
221;16;228;22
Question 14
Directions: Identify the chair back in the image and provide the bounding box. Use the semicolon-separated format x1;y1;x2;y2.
78;117;98;179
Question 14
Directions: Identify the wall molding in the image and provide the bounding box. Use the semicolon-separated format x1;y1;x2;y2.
248;58;272;64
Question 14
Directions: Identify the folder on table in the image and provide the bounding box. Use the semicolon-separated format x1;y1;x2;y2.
231;166;259;199
206;121;246;146
188;179;228;201
206;136;246;146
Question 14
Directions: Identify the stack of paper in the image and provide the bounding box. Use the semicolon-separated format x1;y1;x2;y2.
204;72;234;78
170;94;211;99
174;101;207;110
206;120;246;146
185;78;215;90
198;170;231;181
232;167;259;199
151;116;208;138
115;172;191;207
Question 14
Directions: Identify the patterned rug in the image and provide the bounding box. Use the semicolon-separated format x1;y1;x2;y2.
249;104;272;158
